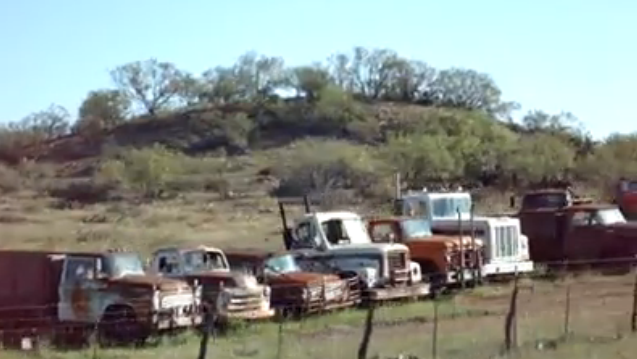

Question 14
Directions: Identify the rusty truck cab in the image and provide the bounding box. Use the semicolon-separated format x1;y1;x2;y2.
367;216;483;288
224;248;360;316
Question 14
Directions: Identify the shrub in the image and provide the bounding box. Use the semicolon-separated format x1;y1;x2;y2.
268;139;388;199
97;144;184;198
0;163;21;193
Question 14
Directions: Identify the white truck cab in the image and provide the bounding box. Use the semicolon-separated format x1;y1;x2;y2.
396;190;534;277
282;208;430;301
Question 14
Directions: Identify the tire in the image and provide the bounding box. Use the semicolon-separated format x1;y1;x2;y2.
98;306;145;347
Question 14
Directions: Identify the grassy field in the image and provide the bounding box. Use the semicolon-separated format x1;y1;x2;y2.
1;189;637;359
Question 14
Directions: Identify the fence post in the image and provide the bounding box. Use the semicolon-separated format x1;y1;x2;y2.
197;310;214;359
469;203;478;283
503;271;519;353
357;304;375;359
631;268;637;332
563;281;571;338
276;318;284;359
457;208;465;289
431;298;439;359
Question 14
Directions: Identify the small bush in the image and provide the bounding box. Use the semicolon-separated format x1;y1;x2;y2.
0;163;21;193
47;179;116;205
268;139;387;198
97;144;184;198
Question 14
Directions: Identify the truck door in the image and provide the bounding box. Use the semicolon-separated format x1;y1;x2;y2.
58;256;103;323
564;210;604;262
154;251;182;277
290;219;325;251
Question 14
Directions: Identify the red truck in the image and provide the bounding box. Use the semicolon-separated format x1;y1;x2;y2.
0;249;202;349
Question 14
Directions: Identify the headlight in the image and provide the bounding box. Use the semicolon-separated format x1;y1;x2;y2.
409;261;422;282
358;267;378;289
301;287;310;301
519;235;530;260
195;284;203;302
263;285;271;298
152;290;161;309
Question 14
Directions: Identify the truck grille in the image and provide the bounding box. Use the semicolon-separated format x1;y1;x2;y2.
493;225;519;259
449;249;480;269
387;251;409;284
226;292;264;312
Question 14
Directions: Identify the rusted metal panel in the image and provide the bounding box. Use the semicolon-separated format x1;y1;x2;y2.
0;251;62;335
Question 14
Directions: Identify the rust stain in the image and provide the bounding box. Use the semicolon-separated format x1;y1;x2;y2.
71;283;90;320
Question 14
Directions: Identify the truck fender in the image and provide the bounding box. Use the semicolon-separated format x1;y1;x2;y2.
414;259;443;283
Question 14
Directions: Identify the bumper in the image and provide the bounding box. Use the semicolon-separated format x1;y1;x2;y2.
221;308;276;321
482;260;534;277
446;268;481;283
365;282;430;301
154;311;203;330
309;299;358;313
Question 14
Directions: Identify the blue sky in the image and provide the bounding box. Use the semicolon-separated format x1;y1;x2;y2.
0;0;633;140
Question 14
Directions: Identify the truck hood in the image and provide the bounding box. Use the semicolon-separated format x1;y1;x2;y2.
409;235;484;249
608;222;637;233
113;274;189;291
182;271;264;290
331;242;408;253
268;272;341;286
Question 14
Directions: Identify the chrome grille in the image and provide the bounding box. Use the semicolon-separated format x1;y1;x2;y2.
387;251;407;270
226;292;264;312
493;225;519;258
387;250;409;284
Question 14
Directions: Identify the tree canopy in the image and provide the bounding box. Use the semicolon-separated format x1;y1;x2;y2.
0;46;633;198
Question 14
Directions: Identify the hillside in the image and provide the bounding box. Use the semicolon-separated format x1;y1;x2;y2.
0;46;635;205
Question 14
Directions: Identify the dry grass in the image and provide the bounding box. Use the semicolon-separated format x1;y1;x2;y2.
1;189;637;358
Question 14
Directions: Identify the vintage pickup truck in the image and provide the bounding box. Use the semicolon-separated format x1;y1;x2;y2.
512;190;637;269
395;189;534;278
224;249;361;317
148;246;275;325
367;216;484;291
278;198;430;301
615;179;637;220
0;249;202;348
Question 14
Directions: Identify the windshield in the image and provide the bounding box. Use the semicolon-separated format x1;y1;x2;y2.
400;218;433;238
183;250;227;273
595;208;627;225
522;193;569;209
342;218;373;244
321;217;372;245
108;253;146;277
431;196;472;218
265;254;301;273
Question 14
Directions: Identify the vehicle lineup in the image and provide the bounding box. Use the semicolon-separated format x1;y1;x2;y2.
0;189;632;348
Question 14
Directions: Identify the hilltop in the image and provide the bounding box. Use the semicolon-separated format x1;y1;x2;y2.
0;46;635;206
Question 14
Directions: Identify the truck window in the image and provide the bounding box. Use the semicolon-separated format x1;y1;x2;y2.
370;223;395;242
157;254;180;275
295;221;317;247
322;219;348;245
570;211;595;226
403;198;428;217
430;197;471;218
65;257;97;282
522;193;569;210
183;250;226;272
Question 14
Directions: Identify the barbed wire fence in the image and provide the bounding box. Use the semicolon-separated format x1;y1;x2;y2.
0;260;636;359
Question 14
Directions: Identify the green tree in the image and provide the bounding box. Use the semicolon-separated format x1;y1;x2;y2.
76;89;130;132
110;58;185;115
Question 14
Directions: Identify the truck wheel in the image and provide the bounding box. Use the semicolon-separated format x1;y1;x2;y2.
98;306;145;347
